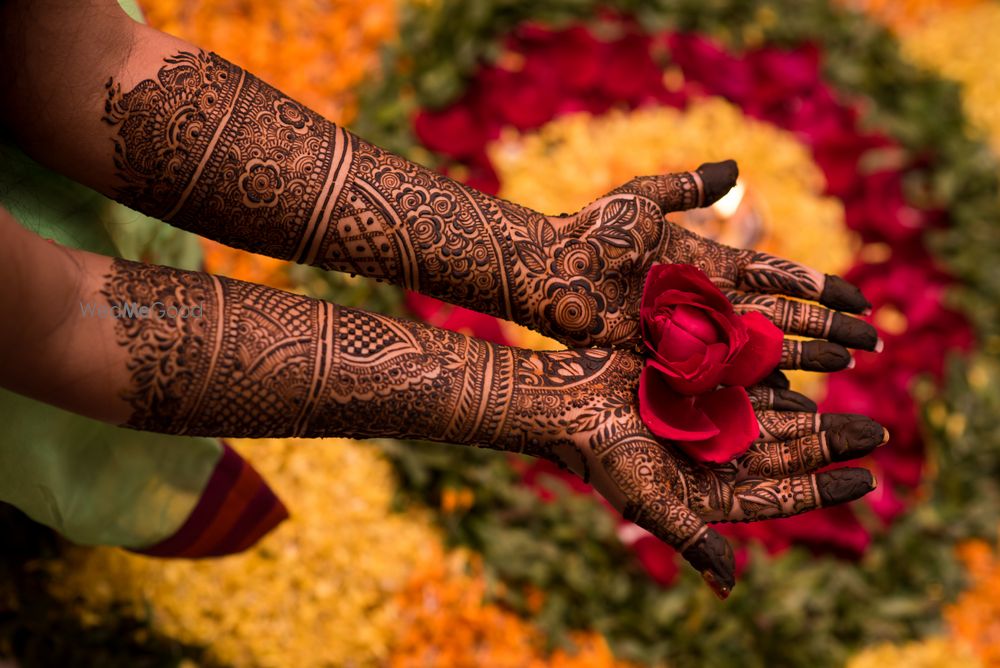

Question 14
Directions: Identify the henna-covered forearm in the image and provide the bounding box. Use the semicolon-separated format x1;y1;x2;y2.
101;256;530;448
102;51;586;340
98;257;634;484
100;49;713;347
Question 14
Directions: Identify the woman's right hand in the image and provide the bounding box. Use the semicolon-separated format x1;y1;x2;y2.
515;348;884;598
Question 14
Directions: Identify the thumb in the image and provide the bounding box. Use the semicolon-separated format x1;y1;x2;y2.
628;496;736;599
610;159;739;212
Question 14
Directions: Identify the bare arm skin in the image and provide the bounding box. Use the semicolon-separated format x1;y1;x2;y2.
0;208;882;597
0;1;878;368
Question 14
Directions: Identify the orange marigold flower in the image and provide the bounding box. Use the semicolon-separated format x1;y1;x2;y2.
946;538;1000;667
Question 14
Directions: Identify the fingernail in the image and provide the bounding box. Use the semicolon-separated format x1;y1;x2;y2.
871;474;878;490
696;159;739;206
803;342;852;372
847;356;856;369
702;570;731;600
882;428;891;444
875;338;885;353
682;530;735;599
863;308;873;317
817;469;876;505
821;275;871;314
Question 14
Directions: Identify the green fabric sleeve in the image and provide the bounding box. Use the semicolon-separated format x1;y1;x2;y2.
0;0;226;548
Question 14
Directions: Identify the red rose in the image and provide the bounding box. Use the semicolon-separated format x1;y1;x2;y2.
637;264;782;463
628;533;680;587
640;264;783;394
639;367;758;463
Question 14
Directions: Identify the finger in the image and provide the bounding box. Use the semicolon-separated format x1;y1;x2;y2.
737;418;888;478
781;339;853;371
625;492;736;599
747;385;817;412
726;292;880;351
757;410;821;441
681;527;737;600
615;160;739;212
735;251;871;314
720;468;876;522
757;411;877;441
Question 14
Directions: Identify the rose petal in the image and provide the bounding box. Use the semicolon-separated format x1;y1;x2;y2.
638;365;720;440
722;312;784;387
655;342;728;394
672;304;723;344
643;264;733;313
657;319;707;360
672;387;758;463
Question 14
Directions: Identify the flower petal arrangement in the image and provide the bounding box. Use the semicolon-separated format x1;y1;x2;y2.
637;263;783;462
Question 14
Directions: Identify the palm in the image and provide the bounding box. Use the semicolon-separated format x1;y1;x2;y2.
544;349;881;598
508;160;879;372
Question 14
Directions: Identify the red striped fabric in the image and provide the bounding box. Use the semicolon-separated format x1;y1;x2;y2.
133;442;288;558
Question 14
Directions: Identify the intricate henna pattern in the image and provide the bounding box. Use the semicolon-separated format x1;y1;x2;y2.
102;51;670;347
102;258;879;596
103;51;872;355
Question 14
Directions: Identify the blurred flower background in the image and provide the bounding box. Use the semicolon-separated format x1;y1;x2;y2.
2;0;1000;666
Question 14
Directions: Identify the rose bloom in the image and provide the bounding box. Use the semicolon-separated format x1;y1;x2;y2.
640;264;782;394
638;264;783;463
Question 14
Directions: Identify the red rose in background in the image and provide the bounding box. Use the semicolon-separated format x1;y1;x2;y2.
640;264;783;394
638;264;783;463
413;103;487;160
406;293;514;346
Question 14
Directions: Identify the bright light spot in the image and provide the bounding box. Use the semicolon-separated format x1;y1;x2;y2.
712;180;746;218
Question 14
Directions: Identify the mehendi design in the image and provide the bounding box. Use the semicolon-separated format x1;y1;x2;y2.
101;258;877;597
102;51;672;347
756;410;821;442
103;51;872;353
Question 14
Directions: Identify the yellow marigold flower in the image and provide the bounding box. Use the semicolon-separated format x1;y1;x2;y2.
200;238;293;289
47;438;441;668
894;4;1000;157
138;0;400;124
846;637;982;668
839;0;989;33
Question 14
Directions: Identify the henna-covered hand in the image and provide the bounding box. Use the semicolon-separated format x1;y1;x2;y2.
529;162;880;363
517;351;884;599
100;50;875;371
